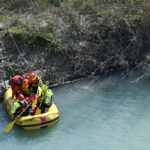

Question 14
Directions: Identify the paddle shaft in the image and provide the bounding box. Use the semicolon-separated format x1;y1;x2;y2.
35;96;44;114
4;101;32;133
32;89;39;107
18;101;32;117
35;90;46;114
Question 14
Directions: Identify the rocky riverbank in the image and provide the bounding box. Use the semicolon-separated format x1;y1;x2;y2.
0;0;150;99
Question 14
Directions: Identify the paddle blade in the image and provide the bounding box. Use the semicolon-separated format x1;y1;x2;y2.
4;120;16;133
35;108;41;115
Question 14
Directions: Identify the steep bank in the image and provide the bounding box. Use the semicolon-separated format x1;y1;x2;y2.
0;0;150;97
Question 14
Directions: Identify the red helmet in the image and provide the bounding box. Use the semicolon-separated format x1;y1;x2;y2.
12;75;22;85
29;73;38;81
22;79;28;87
18;94;24;100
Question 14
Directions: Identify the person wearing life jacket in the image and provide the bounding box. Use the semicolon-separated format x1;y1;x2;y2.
9;75;30;99
11;94;28;117
10;75;24;99
22;79;31;96
37;84;53;113
11;93;36;117
28;73;42;96
25;96;35;116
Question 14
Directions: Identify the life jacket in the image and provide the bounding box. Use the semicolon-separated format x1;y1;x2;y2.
40;89;53;105
11;75;31;97
28;77;40;87
11;99;25;114
11;75;24;98
28;73;41;87
23;73;42;95
45;90;53;104
25;96;36;103
22;77;31;96
11;101;21;114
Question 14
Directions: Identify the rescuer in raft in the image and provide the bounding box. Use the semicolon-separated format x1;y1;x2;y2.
10;73;47;115
10;73;41;97
23;73;42;96
11;93;36;117
9;75;29;100
11;94;28;117
36;83;53;113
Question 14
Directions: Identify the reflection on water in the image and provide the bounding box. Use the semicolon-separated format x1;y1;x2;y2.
1;75;150;150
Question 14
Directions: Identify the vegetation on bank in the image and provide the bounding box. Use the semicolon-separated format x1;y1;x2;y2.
0;0;150;84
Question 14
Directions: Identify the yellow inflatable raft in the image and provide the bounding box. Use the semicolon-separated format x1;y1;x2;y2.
4;87;60;130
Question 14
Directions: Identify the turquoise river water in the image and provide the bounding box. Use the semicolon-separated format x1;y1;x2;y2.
1;75;150;150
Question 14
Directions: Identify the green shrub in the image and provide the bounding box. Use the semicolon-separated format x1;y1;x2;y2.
0;12;8;22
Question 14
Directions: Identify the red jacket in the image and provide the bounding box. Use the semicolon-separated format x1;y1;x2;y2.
12;85;23;98
23;74;39;87
29;79;39;87
11;75;23;98
25;96;36;103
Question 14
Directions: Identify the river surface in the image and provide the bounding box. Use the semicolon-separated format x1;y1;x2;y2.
1;75;150;150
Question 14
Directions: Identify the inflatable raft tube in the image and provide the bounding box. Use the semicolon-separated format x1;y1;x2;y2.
4;87;60;130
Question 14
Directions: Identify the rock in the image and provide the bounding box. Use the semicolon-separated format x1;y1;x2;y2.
78;41;87;47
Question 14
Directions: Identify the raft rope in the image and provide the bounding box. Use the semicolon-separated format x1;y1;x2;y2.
24;112;60;120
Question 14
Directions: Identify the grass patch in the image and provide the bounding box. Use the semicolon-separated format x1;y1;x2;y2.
0;12;9;22
3;0;62;12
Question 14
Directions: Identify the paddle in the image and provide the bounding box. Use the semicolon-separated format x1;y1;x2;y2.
32;94;38;108
3;102;32;133
35;97;43;115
